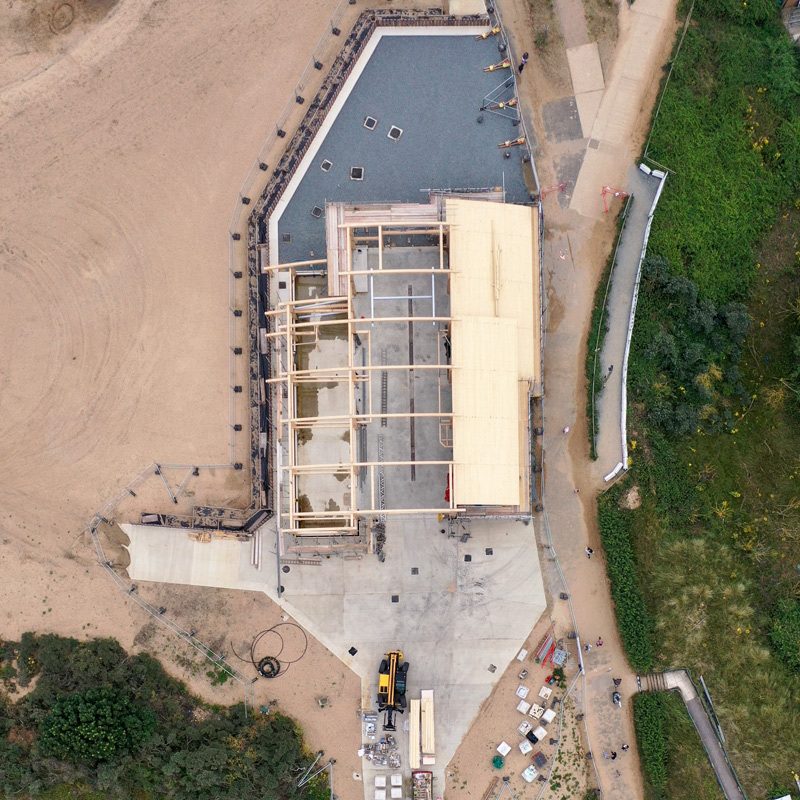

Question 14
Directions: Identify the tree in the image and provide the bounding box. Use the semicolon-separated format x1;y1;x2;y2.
718;303;751;344
687;298;717;335
642;255;670;289
39;687;156;763
663;274;698;308
647;331;679;372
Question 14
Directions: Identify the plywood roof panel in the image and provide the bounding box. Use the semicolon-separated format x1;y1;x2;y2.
446;199;539;510
446;198;540;386
451;317;520;507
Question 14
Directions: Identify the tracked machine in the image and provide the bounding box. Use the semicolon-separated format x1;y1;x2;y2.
377;650;409;731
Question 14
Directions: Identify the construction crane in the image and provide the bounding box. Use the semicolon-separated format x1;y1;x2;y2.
377;650;409;731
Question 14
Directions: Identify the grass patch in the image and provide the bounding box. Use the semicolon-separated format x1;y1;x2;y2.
633;693;668;797
594;0;800;796
597;488;655;671
634;691;725;800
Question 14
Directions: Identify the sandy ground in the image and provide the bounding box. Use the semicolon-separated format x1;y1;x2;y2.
0;1;677;798
0;1;368;796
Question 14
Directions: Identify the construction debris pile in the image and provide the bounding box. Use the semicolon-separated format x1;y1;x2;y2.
361;735;401;769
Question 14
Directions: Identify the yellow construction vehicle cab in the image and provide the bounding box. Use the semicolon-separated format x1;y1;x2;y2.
377;651;409;718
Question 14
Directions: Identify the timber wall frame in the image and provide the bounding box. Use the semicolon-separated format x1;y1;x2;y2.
245;9;494;518
266;217;460;535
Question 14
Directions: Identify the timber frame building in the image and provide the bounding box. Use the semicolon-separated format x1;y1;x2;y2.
265;194;542;544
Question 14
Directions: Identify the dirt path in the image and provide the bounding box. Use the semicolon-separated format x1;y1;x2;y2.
487;0;680;797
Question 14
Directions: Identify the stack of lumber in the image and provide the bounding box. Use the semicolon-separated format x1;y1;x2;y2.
420;689;435;765
325;203;348;297
216;530;247;541
188;531;212;543
409;698;421;769
341;202;439;227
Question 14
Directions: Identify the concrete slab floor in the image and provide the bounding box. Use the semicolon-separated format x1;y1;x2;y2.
124;515;547;799
277;515;546;796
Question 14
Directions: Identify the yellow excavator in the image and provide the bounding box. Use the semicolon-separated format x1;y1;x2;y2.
377;650;409;731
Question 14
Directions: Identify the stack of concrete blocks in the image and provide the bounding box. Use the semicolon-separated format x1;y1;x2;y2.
390;773;403;799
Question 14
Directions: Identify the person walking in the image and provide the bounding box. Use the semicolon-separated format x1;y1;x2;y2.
583;644;592;652
585;547;594;559
596;637;603;647
611;751;617;760
563;425;569;434
518;52;529;73
621;744;630;752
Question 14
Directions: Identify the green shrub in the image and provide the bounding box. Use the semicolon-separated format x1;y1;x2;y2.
0;634;325;799
768;599;800;674
597;497;655;671
17;632;38;687
633;693;669;797
39;687;156;763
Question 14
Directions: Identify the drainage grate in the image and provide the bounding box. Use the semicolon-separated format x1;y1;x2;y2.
311;206;323;218
281;233;292;243
464;554;472;562
363;116;378;130
321;159;333;172
411;567;419;575
391;595;399;603
350;166;364;181
485;548;494;556
387;125;403;141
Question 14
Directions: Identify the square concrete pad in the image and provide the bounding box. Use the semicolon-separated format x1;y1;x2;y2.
566;42;605;95
541;96;583;144
574;89;604;138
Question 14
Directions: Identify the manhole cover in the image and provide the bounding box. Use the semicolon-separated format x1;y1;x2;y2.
321;159;333;172
387;125;403;141
350;166;364;181
311;206;323;218
282;233;292;243
363;116;378;130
